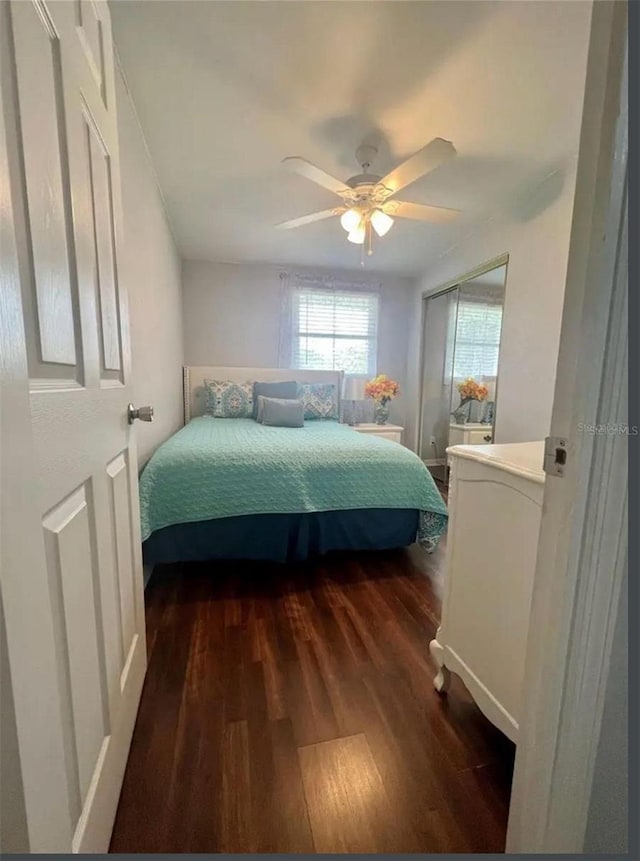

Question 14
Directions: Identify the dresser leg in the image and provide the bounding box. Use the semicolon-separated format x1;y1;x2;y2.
429;638;451;693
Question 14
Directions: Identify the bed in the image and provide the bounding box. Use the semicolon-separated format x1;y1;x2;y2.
140;366;448;564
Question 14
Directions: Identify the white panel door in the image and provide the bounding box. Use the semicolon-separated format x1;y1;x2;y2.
0;0;146;852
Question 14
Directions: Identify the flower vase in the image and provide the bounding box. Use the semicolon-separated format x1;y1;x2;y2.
452;398;473;424
374;401;390;425
472;399;485;423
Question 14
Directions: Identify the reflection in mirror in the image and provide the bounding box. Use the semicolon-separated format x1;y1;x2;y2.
418;262;507;486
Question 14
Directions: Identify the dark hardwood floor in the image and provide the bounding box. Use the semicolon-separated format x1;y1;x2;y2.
110;538;514;853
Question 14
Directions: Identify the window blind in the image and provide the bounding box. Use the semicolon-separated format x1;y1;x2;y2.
292;287;379;375
452;299;503;378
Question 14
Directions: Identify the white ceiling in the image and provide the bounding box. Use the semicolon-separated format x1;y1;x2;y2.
110;0;591;276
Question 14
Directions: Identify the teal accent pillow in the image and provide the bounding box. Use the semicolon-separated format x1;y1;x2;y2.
261;397;305;428
256;394;304;424
297;383;339;420
203;379;254;418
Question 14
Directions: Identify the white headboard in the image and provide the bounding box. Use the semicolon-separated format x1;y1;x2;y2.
183;366;344;422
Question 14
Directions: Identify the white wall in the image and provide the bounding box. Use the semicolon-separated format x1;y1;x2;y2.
182;260;415;428
405;161;580;450
116;66;184;465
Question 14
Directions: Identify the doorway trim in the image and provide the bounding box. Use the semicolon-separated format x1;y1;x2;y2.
506;0;628;852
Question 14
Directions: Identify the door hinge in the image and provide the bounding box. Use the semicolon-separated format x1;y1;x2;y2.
544;436;568;476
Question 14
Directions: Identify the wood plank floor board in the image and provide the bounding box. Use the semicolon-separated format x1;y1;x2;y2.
282;588;314;643
267;717;316;853
339;593;394;671
254;617;288;720
332;603;371;666
306;630;371;740
220;720;253;851
178;708;225;853
298;733;401;854
272;589;301;663
109;585;196;851
110;545;514;853
288;638;341;747
346;680;460;853
221;623;249;723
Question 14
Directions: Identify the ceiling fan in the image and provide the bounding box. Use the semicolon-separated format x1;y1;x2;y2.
276;138;460;258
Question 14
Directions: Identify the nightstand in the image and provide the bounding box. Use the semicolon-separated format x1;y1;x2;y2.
446;423;493;485
448;422;493;447
351;423;404;444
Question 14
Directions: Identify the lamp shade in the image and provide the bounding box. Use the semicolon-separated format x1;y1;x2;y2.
371;208;394;237
347;223;366;244
340;208;361;232
342;376;368;401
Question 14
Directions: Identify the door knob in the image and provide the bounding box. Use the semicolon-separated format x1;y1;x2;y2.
127;404;154;424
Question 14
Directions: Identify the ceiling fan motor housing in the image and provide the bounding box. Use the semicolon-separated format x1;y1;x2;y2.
345;143;383;192
345;174;382;189
341;180;392;215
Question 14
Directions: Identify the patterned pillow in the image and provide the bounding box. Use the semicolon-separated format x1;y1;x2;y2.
297;382;339;420
203;380;254;418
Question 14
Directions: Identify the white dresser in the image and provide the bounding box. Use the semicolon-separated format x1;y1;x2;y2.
430;441;545;743
352;423;404;444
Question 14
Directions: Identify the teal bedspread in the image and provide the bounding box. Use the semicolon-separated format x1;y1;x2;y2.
139;418;448;550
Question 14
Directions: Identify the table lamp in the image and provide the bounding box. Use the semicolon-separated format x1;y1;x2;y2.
342;376;368;426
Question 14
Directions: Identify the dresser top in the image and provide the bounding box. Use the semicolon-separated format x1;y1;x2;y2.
446;440;546;483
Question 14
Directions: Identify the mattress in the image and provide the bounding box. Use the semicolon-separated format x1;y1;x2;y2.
139;417;448;551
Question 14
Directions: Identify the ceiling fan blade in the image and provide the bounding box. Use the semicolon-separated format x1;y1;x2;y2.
276;207;345;230
282;157;350;196
377;138;457;196
383;199;460;223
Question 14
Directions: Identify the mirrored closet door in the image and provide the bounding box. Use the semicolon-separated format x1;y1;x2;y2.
418;260;507;483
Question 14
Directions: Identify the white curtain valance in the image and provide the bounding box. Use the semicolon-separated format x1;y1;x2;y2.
457;283;504;305
291;271;382;294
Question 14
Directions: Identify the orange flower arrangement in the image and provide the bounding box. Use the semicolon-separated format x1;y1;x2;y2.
364;374;400;404
457;377;489;402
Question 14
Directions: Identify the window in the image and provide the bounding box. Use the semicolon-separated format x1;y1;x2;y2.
452;298;503;378
291;287;379;375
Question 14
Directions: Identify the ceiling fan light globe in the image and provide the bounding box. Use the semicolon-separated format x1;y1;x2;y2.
371;209;394;237
347;225;366;244
340;208;361;233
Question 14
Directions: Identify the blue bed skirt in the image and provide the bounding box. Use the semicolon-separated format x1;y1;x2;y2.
142;508;420;565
